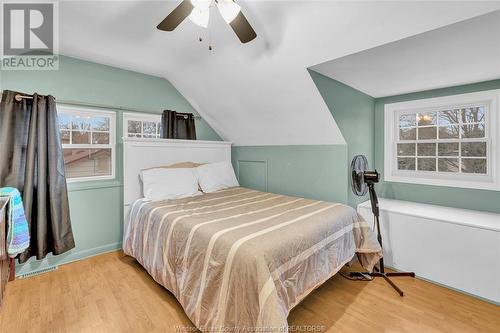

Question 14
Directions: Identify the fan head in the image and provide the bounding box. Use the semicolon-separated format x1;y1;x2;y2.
351;155;369;196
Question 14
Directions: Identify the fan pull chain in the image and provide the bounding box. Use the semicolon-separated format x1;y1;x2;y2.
208;2;214;51
195;3;214;51
208;22;213;51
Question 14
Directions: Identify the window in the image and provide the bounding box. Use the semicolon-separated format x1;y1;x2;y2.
123;112;162;138
384;89;500;190
58;106;116;182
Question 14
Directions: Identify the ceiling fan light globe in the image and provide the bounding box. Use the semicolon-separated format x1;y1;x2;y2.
217;0;241;24
190;0;211;10
188;7;210;28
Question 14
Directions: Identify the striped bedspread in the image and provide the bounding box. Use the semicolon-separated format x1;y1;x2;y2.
123;187;382;332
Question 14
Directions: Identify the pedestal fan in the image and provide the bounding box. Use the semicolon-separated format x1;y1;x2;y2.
349;155;415;296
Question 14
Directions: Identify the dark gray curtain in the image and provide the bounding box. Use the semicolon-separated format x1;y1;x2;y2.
161;110;197;140
0;90;75;263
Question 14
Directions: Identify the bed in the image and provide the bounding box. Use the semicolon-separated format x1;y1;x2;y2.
122;138;382;332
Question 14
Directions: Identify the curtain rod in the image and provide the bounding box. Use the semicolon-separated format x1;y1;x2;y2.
15;94;35;101
2;91;202;119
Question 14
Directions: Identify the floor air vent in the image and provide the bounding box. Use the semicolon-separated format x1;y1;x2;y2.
18;266;58;279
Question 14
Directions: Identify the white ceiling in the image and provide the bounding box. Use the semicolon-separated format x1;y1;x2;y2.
58;1;500;145
312;10;500;98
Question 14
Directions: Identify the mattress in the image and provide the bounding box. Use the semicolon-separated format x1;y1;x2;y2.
123;187;382;332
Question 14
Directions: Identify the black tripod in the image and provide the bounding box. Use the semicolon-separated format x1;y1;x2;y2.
350;176;415;296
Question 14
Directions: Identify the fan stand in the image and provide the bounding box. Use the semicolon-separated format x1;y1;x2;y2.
349;182;415;296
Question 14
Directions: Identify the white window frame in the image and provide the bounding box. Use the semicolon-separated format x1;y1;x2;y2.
384;89;500;191
123;112;162;139
58;105;116;183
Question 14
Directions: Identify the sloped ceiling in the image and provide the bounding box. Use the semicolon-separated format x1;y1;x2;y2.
312;10;500;98
58;1;500;145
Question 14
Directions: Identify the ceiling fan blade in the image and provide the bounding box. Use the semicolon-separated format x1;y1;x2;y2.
157;0;194;31
229;11;257;43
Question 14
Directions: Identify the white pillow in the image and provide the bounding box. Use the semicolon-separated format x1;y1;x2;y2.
140;168;200;201
197;161;239;193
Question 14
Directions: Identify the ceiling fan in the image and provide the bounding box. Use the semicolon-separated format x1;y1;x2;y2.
157;0;257;44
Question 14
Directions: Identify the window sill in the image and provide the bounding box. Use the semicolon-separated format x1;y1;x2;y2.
384;174;499;191
67;179;122;192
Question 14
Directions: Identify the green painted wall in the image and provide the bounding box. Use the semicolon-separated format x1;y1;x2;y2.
310;70;375;206
232;145;348;204
309;70;375;207
375;79;500;213
0;55;221;274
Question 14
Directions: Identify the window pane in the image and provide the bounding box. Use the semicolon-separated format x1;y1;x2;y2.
72;131;90;144
63;148;112;178
399;128;416;140
143;121;157;138
438;110;459;125
399;114;416;127
72;116;91;130
60;130;70;144
157;122;162;137
417;143;436;156
393;101;489;181
438;143;459;156
417;158;436;171
397;143;415;156
418;127;437;139
438;158;459;172
461;123;485;138
461;142;486;157
128;120;141;134
92;117;109;131
417;112;436;126
462;106;485;123
398;158;415;170
438;125;459;139
461;159;486;174
58;114;71;129
92;132;109;144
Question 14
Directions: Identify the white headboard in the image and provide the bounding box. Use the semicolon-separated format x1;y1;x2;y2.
123;137;232;214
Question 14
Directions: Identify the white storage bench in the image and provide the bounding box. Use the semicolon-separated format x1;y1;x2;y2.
358;199;500;304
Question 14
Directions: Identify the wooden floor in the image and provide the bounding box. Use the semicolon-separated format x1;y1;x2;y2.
0;251;498;333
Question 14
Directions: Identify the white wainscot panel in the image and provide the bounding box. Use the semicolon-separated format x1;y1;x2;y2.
358;199;500;304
